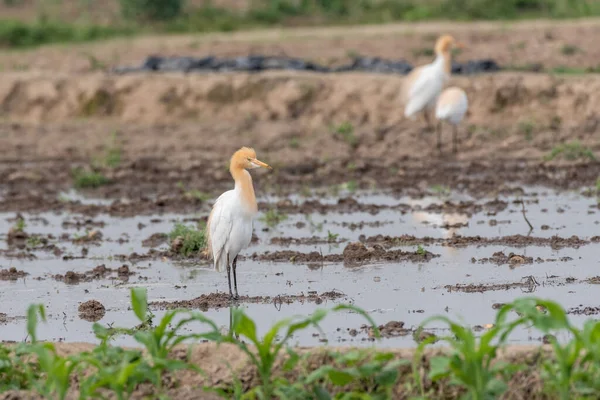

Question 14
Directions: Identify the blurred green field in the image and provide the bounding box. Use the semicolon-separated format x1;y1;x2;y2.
0;0;599;48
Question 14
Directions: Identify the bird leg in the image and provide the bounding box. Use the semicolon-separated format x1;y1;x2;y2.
232;255;239;299
423;109;433;132
452;125;458;154
226;253;234;299
436;121;443;152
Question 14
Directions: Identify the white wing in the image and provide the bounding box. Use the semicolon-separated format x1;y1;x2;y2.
206;190;236;272
436;89;468;124
404;64;445;118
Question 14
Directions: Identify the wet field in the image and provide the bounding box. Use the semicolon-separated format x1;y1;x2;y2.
1;184;598;347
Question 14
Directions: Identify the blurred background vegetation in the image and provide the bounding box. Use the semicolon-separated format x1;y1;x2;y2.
0;0;598;48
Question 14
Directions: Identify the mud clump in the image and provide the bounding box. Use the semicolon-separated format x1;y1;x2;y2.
54;264;135;284
142;233;168;248
0;267;28;281
342;242;438;265
364;234;591;249
150;290;345;311
473;252;534;266
78;300;106;322
377;321;411;338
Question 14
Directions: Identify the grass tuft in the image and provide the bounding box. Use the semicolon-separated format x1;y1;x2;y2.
544;141;596;162
71;168;111;189
260;209;287;227
168;222;206;257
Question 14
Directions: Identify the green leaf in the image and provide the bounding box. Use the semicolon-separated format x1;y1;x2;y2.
428;356;451;380
313;386;332;400
283;348;300;371
131;287;148;322
376;367;399;386
26;304;45;343
233;310;258;343
327;369;355;386
487;378;508;396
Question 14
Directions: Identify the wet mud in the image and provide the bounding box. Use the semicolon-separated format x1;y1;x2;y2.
151;290;346;311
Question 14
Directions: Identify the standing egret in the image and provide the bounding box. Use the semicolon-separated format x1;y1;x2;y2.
435;86;468;153
205;147;272;299
403;35;465;131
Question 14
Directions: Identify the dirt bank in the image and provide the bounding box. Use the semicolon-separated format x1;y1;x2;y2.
0;71;599;214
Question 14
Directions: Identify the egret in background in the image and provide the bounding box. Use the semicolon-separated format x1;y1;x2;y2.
403;34;465;131
205;147;272;299
435;86;468;153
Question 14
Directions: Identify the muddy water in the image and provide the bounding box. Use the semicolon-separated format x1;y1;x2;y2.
0;186;598;347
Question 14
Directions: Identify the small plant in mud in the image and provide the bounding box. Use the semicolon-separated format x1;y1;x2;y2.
544;141;596;162
430;184;450;198
260;209;287;227
327;230;339;242
168;222;206;257
561;44;580;56
289;137;300;148
331;121;358;147
416;244;426;256
518;119;535;141
92;130;122;169
71;167;110;189
25;235;43;248
341;180;358;193
13;217;25;233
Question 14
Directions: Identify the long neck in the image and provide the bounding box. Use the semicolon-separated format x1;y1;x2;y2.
434;50;451;75
231;166;258;214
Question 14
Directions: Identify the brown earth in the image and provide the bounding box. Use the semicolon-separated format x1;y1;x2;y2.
77;300;106;322
0;69;599;216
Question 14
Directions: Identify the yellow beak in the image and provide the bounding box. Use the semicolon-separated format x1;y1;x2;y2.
253;158;272;170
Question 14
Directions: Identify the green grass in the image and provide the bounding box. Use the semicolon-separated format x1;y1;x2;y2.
260;209;288;227
544;141;596;162
168;222;206;257
332;121;358;148
327;230;339;242
7;289;600;398
71;168;111;189
561;43;580;55
0;19;135;49
4;0;600;49
92;131;122;169
13;217;25;233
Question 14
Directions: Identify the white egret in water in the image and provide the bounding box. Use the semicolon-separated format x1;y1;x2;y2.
403;35;464;131
205;147;272;299
435;86;469;153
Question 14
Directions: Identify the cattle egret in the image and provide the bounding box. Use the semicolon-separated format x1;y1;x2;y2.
403;35;465;130
435;86;468;153
205;147;272;299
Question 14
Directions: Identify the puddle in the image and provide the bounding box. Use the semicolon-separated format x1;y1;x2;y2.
1;186;599;347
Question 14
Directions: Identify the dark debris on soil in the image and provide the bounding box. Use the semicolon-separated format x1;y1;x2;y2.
112;55;500;76
150;290;345;311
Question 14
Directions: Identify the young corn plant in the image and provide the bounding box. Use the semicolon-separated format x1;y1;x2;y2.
225;304;379;400
413;300;531;400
